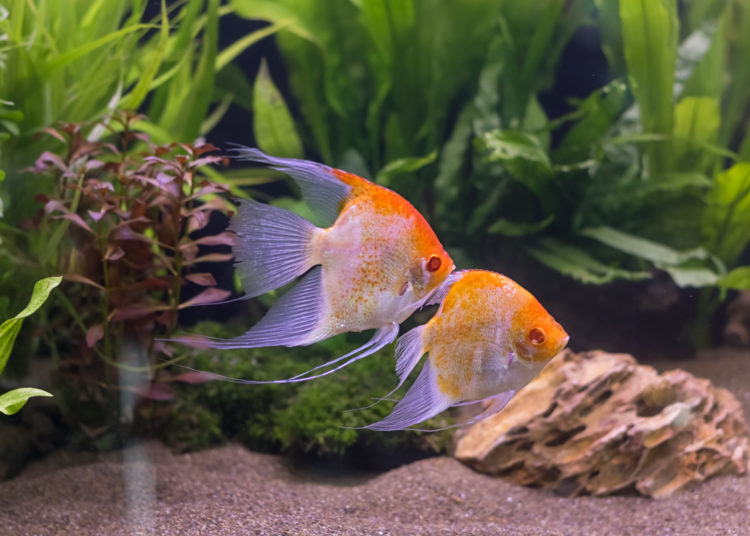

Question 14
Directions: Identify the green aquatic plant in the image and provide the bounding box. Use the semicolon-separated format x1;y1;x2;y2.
164;322;453;457
0;0;279;226
231;0;589;223
0;276;59;415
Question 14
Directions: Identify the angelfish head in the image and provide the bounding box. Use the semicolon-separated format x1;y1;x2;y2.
408;249;455;299
513;298;569;364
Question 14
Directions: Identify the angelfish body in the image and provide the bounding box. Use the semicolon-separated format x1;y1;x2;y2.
365;269;569;431
191;148;454;383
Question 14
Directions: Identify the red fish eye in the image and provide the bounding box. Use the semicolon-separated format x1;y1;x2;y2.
426;255;441;272
529;327;547;345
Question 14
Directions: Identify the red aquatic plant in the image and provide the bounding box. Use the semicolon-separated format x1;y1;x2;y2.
29;112;233;436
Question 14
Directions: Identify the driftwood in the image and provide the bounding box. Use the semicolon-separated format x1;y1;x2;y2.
455;350;749;497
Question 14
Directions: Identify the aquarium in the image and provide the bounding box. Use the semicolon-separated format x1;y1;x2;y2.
1;0;749;534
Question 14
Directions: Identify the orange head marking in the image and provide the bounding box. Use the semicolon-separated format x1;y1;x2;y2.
511;285;569;363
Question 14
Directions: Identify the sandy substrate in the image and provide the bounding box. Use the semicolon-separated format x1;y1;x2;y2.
2;348;749;536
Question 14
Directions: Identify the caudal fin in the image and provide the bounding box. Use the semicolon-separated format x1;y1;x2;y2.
230;198;317;299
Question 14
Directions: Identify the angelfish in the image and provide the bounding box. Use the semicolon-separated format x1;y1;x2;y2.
186;148;454;383
363;269;569;431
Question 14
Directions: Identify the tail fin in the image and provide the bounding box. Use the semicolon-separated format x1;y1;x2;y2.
230;198;317;299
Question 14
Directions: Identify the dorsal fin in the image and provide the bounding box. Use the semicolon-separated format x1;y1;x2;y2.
230;146;352;227
424;270;466;308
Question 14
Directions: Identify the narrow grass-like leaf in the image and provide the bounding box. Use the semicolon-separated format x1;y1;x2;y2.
121;0;169;110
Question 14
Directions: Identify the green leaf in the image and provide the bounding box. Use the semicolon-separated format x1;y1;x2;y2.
252;59;303;158
581;226;711;266
477;130;551;168
718;266;750;290
0;387;53;416
529;238;651;285
216;21;287;72
581;226;724;288
120;0;168;110
619;0;678;175
661;266;719;287
375;151;437;186
0;276;62;376
488;215;554;236
673;96;720;172
703;163;750;264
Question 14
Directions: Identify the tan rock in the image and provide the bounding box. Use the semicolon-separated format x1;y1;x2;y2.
454;350;750;497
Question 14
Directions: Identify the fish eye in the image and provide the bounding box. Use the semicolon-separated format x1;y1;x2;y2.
426;255;441;272
529;327;546;345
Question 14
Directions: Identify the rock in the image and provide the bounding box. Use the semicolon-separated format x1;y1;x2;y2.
455;350;750;497
724;290;750;347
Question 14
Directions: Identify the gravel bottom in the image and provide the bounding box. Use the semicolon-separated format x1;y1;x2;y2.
2;347;749;536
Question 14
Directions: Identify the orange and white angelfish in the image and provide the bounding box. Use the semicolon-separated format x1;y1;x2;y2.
363;269;568;431
186;147;454;383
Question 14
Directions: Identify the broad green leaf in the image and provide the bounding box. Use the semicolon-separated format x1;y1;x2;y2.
0;387;52;416
529;238;651;285
476;130;558;214
488;215;554;236
0;276;62;375
619;0;678;175
662;266;719;287
722;1;750;148
477;130;551;168
556;79;628;161
703;163;750;264
718;266;750;290
582;226;711;266
673;97;720;172
674;20;719;99
376;151;437;186
253;59;303;158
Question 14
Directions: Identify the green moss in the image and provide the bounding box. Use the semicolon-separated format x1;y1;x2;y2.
167;321;454;458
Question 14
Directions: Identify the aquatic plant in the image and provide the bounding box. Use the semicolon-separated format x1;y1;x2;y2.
0;0;279;225
164;321;453;458
231;0;590;220
0;276;59;415
21;113;233;442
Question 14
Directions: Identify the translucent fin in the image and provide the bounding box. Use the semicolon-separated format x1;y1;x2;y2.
183;266;324;349
423;271;466;308
229;199;317;299
406;391;516;432
177;323;399;385
363;362;451;431
230;146;352;226
394;326;425;387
